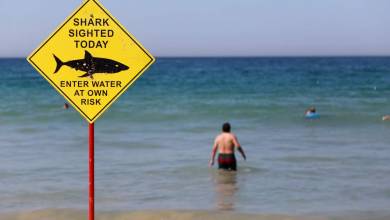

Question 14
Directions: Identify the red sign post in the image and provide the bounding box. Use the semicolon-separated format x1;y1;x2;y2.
89;123;94;220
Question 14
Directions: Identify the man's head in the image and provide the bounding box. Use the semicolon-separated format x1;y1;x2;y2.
222;122;231;133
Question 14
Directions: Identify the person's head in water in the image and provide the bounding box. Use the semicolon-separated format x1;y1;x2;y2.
309;107;316;113
222;122;231;133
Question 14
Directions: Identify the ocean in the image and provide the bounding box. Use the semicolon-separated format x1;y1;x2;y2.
1;57;390;217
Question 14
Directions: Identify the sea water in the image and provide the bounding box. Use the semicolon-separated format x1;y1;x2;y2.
1;57;390;214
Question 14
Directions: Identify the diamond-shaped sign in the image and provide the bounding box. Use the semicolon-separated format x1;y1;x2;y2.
27;0;154;123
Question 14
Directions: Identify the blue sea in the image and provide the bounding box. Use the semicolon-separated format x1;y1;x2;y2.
1;57;390;217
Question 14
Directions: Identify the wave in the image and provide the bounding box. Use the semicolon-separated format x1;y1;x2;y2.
276;156;340;163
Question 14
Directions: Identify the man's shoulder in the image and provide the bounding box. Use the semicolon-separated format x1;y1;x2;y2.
229;132;237;138
219;132;236;139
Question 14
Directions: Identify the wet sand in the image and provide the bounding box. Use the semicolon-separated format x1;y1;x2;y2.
3;209;390;220
0;209;326;220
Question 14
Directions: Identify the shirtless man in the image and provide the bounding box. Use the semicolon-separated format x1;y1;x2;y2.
209;123;246;171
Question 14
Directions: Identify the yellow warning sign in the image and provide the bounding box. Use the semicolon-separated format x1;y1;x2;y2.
27;0;155;123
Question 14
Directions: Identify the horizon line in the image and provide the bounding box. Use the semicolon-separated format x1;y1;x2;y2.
1;54;390;59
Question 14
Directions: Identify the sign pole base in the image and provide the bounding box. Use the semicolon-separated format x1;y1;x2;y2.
89;122;94;220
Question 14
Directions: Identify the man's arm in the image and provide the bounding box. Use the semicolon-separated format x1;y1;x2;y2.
237;146;246;160
233;135;246;160
209;139;218;167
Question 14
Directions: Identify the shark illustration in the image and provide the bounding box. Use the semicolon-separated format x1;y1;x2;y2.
53;51;129;78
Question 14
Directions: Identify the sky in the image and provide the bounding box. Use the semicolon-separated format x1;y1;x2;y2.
0;0;389;57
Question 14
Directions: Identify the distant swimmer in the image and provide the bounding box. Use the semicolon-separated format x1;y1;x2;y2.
63;103;69;109
383;115;390;121
209;122;246;171
305;106;319;119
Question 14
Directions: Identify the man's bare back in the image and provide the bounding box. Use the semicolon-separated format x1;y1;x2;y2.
214;132;240;154
209;123;246;171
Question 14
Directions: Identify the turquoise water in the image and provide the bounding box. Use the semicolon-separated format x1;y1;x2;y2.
1;57;390;214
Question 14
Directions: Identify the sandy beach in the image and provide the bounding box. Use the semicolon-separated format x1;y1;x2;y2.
3;209;390;220
0;209;326;220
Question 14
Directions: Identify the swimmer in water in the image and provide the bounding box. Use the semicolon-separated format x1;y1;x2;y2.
383;115;390;121
63;103;69;109
304;106;320;119
305;106;316;115
209;122;246;171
